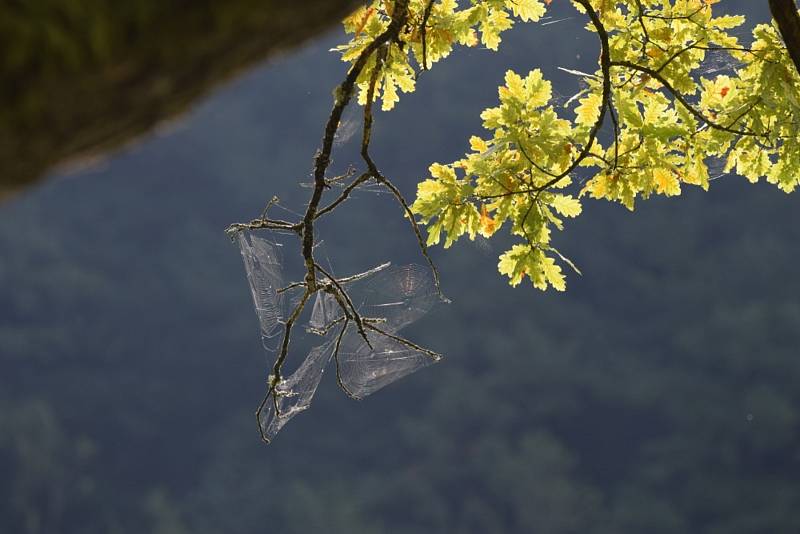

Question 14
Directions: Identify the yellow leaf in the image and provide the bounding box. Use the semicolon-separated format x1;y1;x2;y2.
581;175;609;199
462;29;478;47
416;179;447;199
470;136;489;152
525;69;552;107
653;168;681;196
382;76;399;111
429;163;457;182
575;92;602;127
550;195;582;217
394;71;415;92
498;252;523;286
541;256;566;291
481;9;512;51
343;6;371;34
504;70;526;100
505;0;546;22
479;204;497;236
354;7;375;36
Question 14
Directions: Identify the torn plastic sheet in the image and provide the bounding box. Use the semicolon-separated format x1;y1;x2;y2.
234;228;444;442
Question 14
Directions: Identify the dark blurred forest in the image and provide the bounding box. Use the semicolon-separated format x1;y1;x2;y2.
0;0;359;196
2;2;800;533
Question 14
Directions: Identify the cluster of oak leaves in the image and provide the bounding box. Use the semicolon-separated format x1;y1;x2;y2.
334;0;800;290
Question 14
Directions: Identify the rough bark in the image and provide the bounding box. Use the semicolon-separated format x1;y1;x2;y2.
0;0;361;199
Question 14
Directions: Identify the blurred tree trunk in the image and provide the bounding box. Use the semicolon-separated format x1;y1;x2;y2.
0;0;361;199
769;0;800;75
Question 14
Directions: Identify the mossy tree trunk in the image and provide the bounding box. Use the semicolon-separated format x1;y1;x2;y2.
0;0;361;198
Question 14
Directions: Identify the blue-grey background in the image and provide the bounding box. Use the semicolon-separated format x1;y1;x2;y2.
3;2;799;532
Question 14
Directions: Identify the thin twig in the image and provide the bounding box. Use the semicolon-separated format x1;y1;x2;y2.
332;318;359;399
315;262;373;349
611;60;760;137
420;0;436;72
364;322;442;361
374;173;449;302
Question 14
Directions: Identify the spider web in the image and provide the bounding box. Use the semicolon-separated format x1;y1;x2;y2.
234;228;443;441
236;230;288;352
